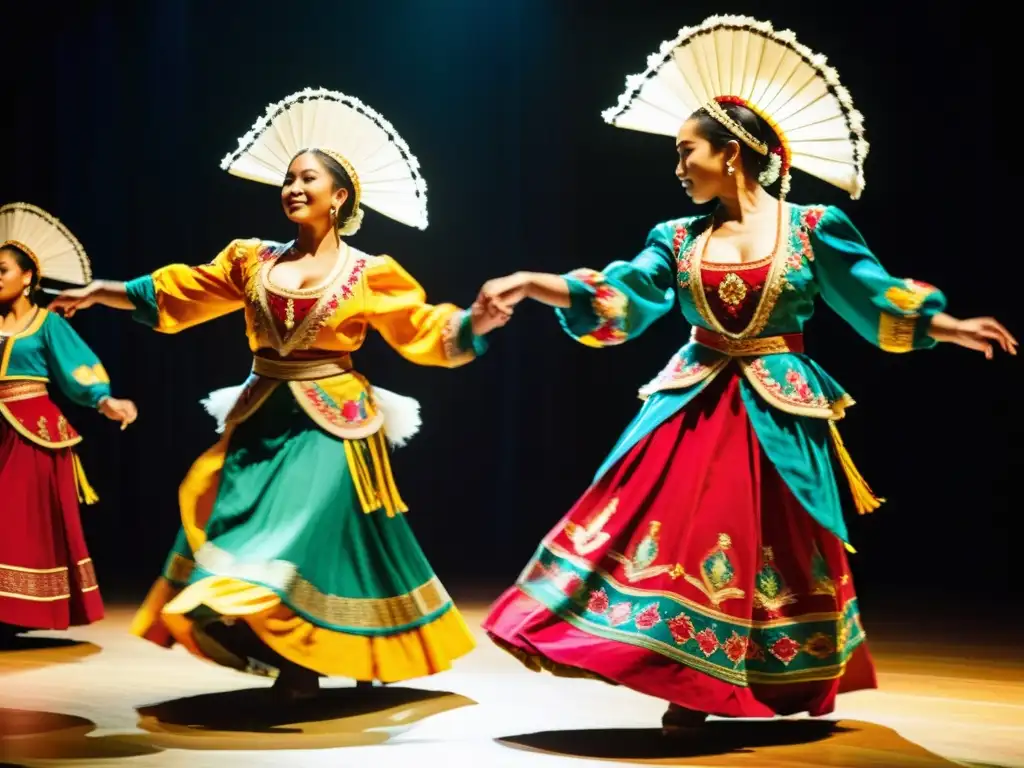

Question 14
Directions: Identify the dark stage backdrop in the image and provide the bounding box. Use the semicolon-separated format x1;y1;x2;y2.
3;1;1016;612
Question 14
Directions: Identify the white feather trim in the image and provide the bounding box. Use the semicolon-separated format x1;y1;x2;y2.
199;381;422;447
200;384;247;434
371;386;421;448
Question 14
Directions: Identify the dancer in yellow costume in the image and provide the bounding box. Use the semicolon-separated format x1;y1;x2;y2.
52;88;510;698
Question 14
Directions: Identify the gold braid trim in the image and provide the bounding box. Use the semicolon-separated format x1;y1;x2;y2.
878;314;918;353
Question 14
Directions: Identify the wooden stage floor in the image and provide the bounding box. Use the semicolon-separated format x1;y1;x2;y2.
1;603;1021;768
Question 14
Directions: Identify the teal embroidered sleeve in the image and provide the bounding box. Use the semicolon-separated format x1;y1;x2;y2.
556;222;677;347
42;312;112;408
811;206;947;353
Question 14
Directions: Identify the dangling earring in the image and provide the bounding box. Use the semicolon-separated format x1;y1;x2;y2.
23;286;30;297
329;206;337;221
727;160;735;176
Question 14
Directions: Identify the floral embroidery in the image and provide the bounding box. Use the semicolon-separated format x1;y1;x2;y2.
746;359;832;411
804;632;836;660
673;222;692;289
668;612;696;644
608;521;685;583
607;602;634;626
634;603;662;630
341;257;368;301
563;497;617;556
57;416;71;442
587;588;610;614
695;628;720;657
723;631;750;665
293;382;376;431
768;634;802;665
779;205;826;291
36;416;50;442
569;269;628;346
520;542;867;686
753;546;798;616
637;353;723;399
810;544;837;597
683;533;746;606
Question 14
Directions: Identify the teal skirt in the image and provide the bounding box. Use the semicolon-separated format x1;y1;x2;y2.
133;386;474;681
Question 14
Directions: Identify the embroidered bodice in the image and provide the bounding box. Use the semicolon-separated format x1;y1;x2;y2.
699;260;772;336
557;204;946;420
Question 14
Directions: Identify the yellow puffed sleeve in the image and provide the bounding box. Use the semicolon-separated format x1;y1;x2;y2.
363;255;487;368
125;239;258;334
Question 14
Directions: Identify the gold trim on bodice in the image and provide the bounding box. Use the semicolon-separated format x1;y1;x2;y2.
689;203;791;340
255;242;357;356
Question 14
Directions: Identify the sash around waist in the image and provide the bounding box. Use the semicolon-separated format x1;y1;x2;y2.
252;354;354;381
691;327;804;356
0;379;48;403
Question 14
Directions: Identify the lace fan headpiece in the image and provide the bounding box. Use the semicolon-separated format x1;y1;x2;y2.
0;203;92;288
220;87;429;234
601;15;868;200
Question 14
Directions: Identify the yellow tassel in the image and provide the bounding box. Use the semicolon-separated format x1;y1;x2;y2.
72;452;99;505
367;431;408;517
844;542;857;554
343;433;409;517
828;421;884;515
344;440;378;514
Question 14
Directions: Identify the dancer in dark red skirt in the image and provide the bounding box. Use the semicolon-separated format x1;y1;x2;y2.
474;16;1016;730
0;203;137;642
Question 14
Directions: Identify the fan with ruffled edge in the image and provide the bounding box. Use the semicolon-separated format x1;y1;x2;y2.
220;87;429;230
0;202;92;286
601;15;868;199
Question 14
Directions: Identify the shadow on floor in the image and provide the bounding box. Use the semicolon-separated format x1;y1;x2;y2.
135;684;477;751
498;718;969;766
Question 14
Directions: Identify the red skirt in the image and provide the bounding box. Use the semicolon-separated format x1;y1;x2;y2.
0;419;103;630
483;372;876;718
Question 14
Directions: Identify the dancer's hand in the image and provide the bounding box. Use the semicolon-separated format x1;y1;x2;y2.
98;397;138;430
478;272;532;310
470;297;512;336
929;314;1017;359
49;280;134;318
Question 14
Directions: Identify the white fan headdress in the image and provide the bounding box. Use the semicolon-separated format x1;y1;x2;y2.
0;202;92;287
220;87;428;232
602;15;868;199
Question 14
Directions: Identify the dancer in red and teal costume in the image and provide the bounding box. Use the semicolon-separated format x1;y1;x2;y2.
51;88;510;697
478;16;1015;729
0;203;137;643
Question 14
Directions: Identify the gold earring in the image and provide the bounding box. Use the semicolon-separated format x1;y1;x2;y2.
23;286;30;297
727;161;735;176
330;206;337;219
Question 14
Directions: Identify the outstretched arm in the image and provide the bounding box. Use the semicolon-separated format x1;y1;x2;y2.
479;222;678;348
365;255;505;368
49;239;254;333
812;206;1015;358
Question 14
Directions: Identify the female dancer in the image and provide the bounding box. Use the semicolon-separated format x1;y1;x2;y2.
51;89;508;697
0;202;137;644
479;16;1015;730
